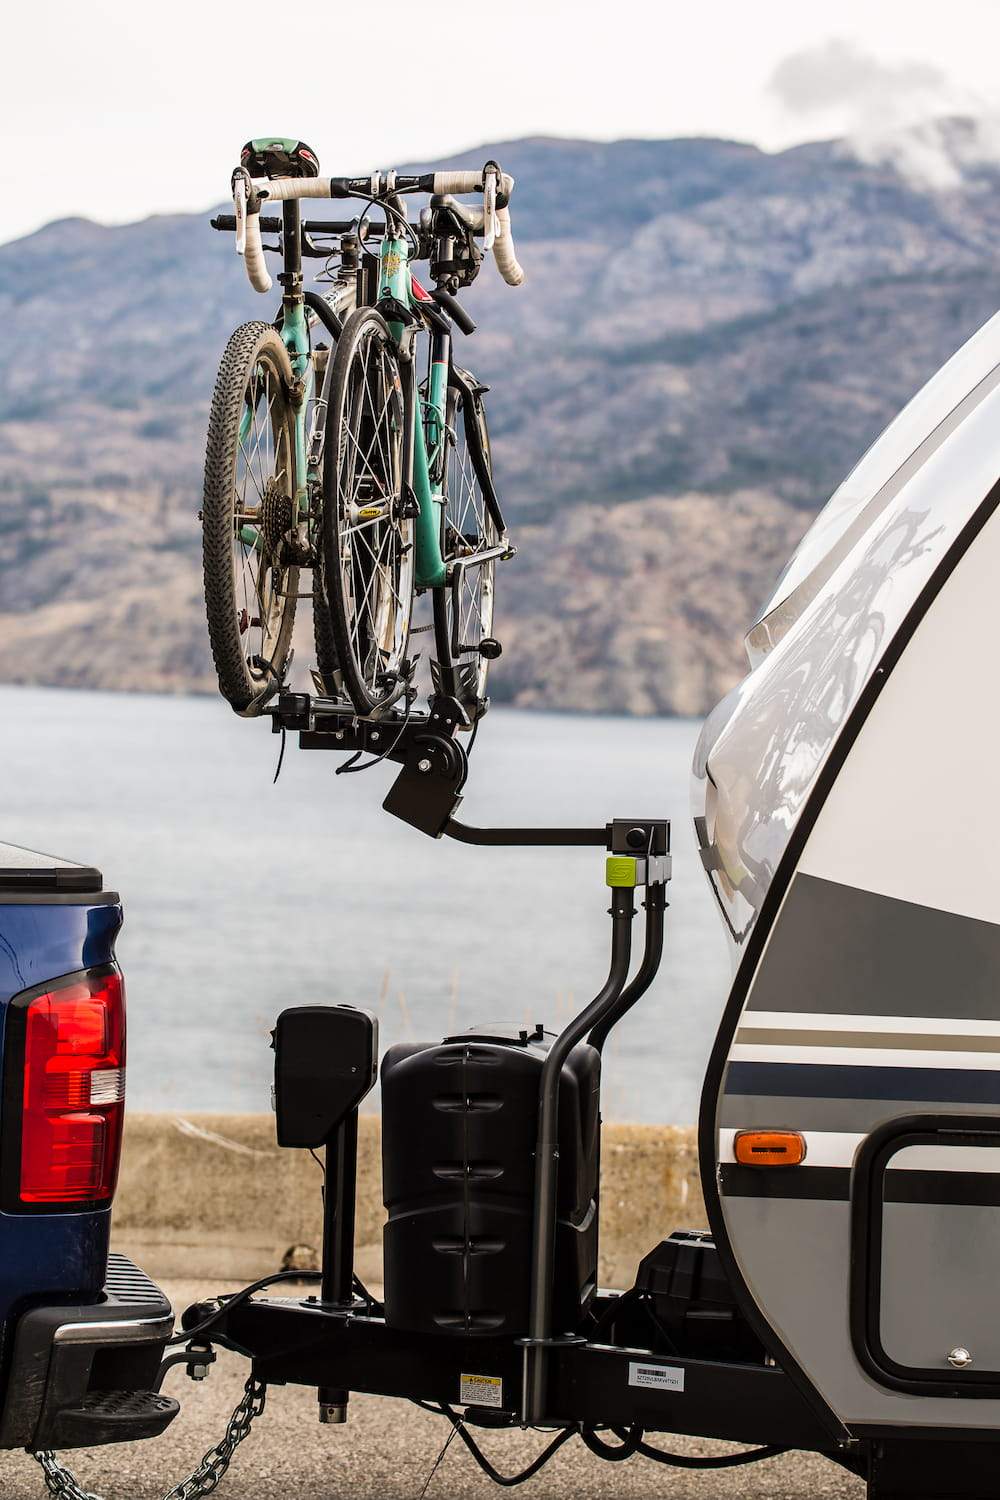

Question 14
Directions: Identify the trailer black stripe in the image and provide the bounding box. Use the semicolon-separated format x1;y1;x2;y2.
883;1169;1000;1207
745;874;1000;1021
725;1061;1000;1105
721;1165;1000;1206
720;1164;850;1200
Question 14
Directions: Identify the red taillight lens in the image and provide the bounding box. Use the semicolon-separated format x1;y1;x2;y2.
18;971;125;1204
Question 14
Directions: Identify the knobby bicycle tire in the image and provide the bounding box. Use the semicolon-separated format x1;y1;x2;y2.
202;321;299;715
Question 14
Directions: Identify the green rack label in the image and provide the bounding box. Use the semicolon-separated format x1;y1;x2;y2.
606;856;638;888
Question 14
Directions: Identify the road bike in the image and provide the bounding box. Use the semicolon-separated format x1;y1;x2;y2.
201;137;523;723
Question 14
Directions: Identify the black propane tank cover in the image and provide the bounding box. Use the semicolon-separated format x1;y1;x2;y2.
381;1027;601;1339
273;1005;378;1148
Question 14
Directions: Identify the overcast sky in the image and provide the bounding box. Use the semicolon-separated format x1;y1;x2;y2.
3;0;999;241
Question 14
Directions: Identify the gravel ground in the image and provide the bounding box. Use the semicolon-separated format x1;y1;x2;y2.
0;1282;865;1500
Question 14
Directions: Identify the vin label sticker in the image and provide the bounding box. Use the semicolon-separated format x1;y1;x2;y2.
460;1372;503;1408
628;1361;685;1393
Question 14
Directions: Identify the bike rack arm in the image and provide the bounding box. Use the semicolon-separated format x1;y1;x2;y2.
522;882;636;1425
587;883;667;1052
444;819;609;847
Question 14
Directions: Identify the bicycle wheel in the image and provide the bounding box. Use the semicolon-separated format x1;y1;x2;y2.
439;371;500;714
202;321;299;715
320;308;413;716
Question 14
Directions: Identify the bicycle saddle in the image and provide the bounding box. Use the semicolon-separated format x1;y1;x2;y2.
240;137;320;179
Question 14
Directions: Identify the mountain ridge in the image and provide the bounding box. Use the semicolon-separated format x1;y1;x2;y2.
1;122;997;714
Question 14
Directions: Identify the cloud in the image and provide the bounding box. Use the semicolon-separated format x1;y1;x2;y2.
769;39;948;120
768;38;999;191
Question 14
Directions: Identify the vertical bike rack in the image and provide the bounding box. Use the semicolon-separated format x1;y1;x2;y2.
269;689;671;1424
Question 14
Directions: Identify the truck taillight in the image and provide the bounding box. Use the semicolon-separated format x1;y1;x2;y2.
10;969;125;1206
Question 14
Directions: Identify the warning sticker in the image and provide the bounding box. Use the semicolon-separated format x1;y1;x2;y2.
628;1361;685;1393
460;1372;503;1408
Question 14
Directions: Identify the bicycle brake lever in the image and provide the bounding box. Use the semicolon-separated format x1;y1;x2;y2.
483;170;499;253
232;170;250;255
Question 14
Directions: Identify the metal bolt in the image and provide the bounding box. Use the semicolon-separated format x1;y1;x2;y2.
417;757;433;773
948;1347;973;1369
187;1342;213;1381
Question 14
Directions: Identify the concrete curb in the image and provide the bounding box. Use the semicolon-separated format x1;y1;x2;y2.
113;1114;706;1287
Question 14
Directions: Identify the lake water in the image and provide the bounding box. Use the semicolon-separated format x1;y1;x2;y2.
0;686;731;1124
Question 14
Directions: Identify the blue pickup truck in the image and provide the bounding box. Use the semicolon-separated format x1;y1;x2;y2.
0;841;176;1451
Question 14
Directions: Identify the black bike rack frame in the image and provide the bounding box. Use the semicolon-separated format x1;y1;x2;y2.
184;690;854;1467
200;1293;834;1452
271;688;657;846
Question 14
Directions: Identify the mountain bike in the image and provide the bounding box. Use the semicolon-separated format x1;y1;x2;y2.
202;136;523;723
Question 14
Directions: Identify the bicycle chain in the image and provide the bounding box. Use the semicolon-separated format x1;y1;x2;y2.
31;1375;267;1500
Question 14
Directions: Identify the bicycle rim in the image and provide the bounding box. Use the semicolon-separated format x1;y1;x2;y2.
442;381;497;708
322;311;413;714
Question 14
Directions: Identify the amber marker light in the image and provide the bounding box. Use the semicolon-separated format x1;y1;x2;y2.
733;1130;807;1167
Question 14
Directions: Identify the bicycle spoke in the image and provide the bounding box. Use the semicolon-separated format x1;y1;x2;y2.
330;324;412;699
440;391;496;692
343;380;396;499
230;360;291;677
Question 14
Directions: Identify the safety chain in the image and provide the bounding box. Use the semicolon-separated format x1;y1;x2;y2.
32;1452;103;1500
31;1375;268;1500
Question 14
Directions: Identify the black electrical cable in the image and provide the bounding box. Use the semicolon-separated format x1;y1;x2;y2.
272;724;287;784
611;1426;787;1468
581;1425;642;1461
356;196;421;258
167;1269;322;1346
334;691;415;775
436;1405;575;1486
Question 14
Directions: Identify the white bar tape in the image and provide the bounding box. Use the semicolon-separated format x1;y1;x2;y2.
242;213;273;294
431;170;515;198
492;205;525;287
250;176;336;201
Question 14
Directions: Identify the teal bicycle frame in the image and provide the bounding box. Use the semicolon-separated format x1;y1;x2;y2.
377;233;449;589
247;201;450;590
